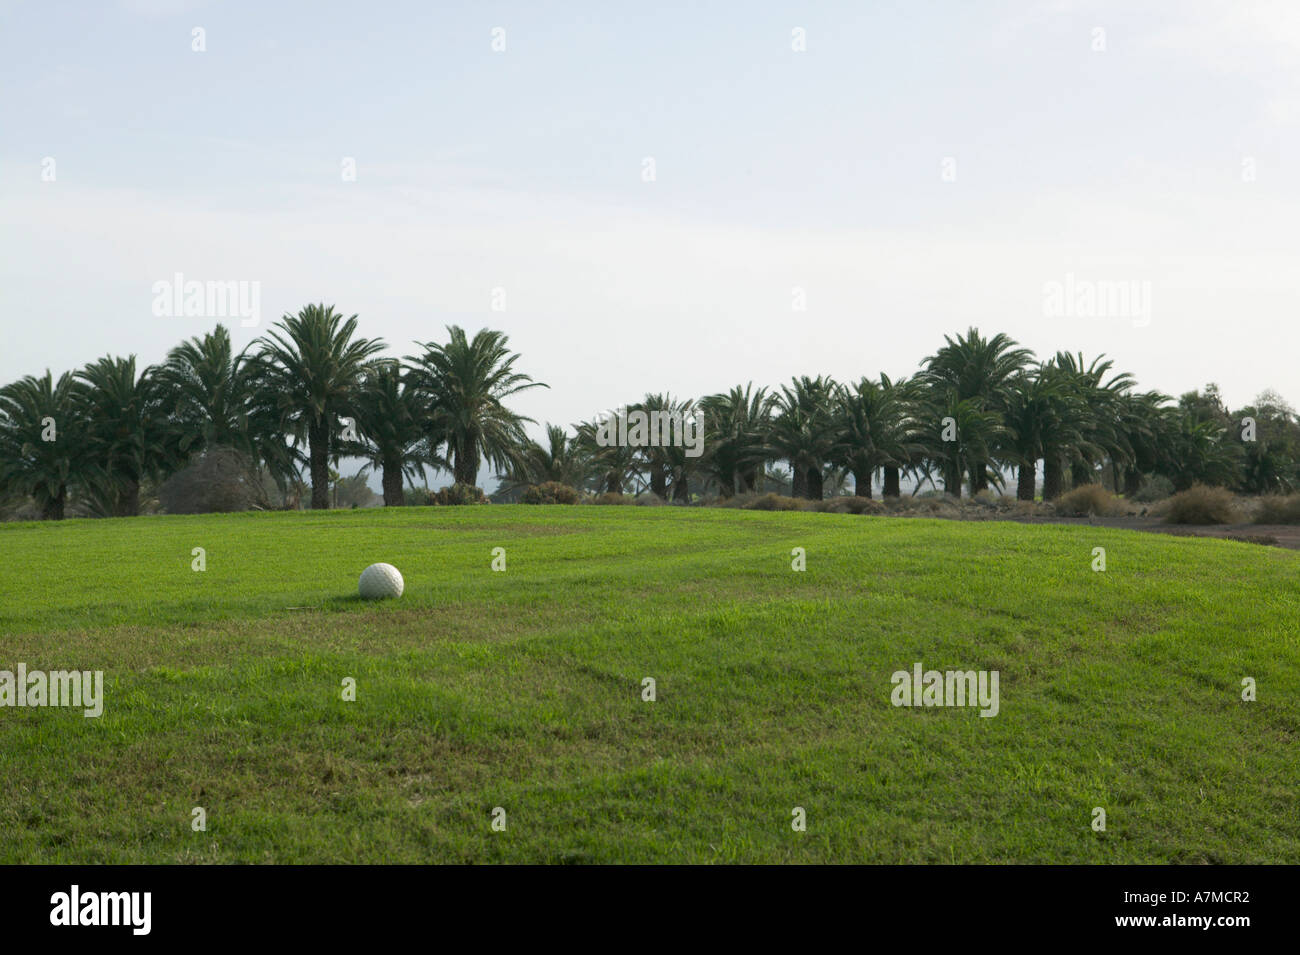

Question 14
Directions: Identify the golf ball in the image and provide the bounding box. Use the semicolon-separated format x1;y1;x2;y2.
358;563;404;599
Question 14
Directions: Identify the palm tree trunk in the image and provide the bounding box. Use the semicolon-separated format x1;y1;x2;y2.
741;467;758;493
883;466;900;498
1017;461;1036;501
806;467;823;501
944;461;962;498
853;468;872;499
672;476;689;502
382;463;404;506
651;467;667;499
115;478;141;517
42;488;66;520
455;438;479;486
1123;469;1141;498
791;466;807;499
1043;454;1064;501
605;470;622;494
309;421;330;509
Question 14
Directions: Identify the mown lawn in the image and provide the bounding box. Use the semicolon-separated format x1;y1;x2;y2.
0;505;1296;863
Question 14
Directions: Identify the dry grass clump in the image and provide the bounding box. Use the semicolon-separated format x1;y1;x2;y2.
586;492;635;505
522;482;579;505
1255;493;1300;525
1161;485;1237;525
1053;484;1121;517
813;496;884;515
743;493;807;512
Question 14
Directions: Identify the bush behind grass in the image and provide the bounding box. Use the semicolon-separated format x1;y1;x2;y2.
586;491;635;505
1255;493;1300;525
1053;484;1121;517
1132;475;1175;503
522;482;580;505
432;483;489;506
1161;485;1238;524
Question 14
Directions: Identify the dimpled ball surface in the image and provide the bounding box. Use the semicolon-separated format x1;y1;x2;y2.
358;562;404;599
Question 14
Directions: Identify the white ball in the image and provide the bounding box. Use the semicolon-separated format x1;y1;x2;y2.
358;563;404;600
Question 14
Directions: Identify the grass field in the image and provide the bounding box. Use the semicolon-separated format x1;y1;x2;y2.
1;505;1297;864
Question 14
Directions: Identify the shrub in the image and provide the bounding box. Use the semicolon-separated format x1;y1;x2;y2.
1131;474;1174;503
1053;484;1119;517
715;493;757;509
814;496;883;515
2;500;42;522
1162;485;1236;524
913;496;959;514
743;493;806;511
333;473;376;509
158;447;265;514
1255;493;1300;525
589;492;634;505
522;482;579;505
634;492;666;506
431;482;488;506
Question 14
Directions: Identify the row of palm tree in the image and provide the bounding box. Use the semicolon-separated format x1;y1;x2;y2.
506;329;1297;503
0;305;544;519
2;319;1295;519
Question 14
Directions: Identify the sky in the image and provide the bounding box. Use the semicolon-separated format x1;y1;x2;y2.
2;0;1298;489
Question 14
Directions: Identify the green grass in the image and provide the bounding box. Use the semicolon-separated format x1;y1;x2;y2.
1;505;1297;863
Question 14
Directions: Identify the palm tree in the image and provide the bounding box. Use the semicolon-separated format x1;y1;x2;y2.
698;383;774;497
631;393;676;499
662;399;702;502
574;416;640;494
770;376;837;499
254;304;386;509
499;423;588;492
1003;366;1072;500
1031;360;1094;501
158;324;300;498
157;325;254;456
1113;390;1170;496
0;371;85;519
626;393;698;500
406;326;546;487
76;355;179;516
1052;352;1135;489
922;328;1033;492
916;393;1005;497
831;375;920;498
878;374;926;498
351;361;442;506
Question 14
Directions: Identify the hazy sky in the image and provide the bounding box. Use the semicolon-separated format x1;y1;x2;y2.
3;0;1298;481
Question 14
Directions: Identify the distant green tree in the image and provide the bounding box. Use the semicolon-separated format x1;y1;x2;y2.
0;371;86;519
254;304;386;509
406;326;546;486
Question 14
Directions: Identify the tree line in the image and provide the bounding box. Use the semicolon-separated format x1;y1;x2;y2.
1;310;1295;519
